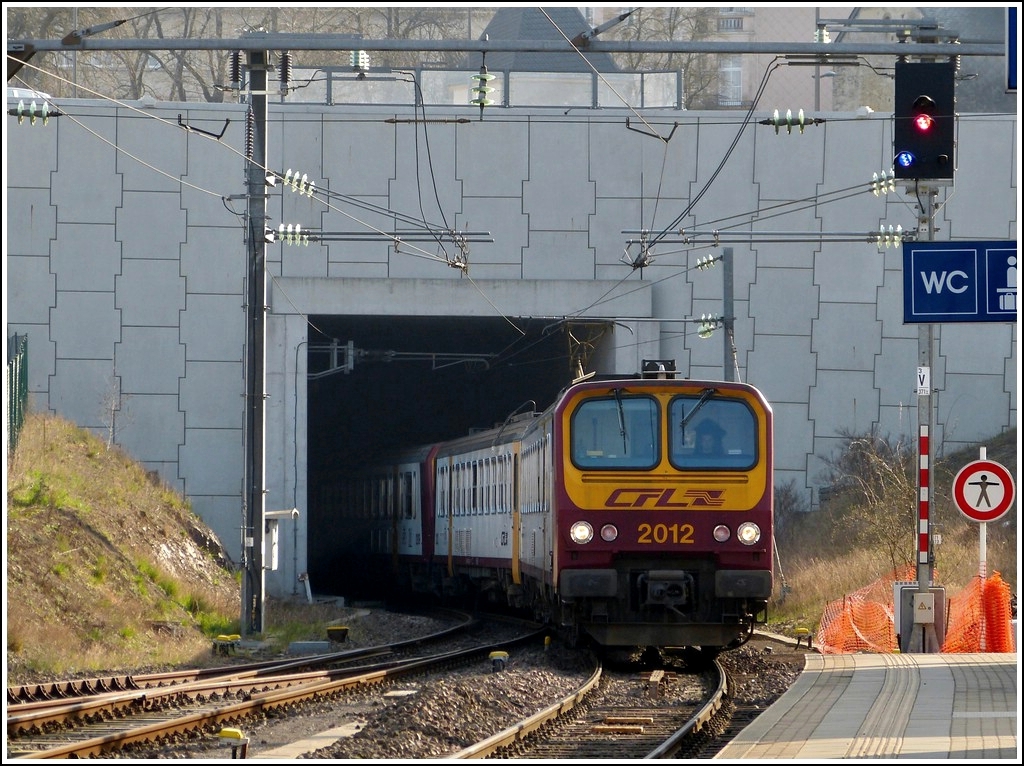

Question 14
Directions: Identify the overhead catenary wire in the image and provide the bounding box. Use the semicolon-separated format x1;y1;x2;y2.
8;58;460;271
8;38;926;378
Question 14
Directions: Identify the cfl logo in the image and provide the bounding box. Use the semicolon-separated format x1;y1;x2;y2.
604;488;725;508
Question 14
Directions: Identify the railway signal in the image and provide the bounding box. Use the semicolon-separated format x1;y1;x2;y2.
893;61;955;180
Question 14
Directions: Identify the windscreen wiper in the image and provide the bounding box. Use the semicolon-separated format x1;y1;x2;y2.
613;387;627;452
679;387;717;440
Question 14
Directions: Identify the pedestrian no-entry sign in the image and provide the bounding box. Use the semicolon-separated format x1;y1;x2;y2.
953;459;1015;523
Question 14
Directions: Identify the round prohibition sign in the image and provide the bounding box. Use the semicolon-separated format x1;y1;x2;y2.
952;459;1015;523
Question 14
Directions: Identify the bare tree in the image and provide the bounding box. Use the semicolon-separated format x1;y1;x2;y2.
8;7;495;102
818;428;917;574
774;477;810;539
612;7;722;109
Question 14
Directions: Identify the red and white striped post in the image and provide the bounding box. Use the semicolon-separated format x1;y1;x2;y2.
917;424;931;579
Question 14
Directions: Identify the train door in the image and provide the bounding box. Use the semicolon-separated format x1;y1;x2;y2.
510;445;521;586
436;456;455;577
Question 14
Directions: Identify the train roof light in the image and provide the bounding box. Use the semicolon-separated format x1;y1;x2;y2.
642;359;676;379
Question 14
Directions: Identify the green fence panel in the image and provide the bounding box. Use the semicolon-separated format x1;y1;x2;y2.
8;333;29;453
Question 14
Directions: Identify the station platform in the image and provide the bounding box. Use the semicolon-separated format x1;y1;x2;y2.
715;651;1018;760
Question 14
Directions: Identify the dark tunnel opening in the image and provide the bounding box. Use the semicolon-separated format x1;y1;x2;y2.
304;315;601;597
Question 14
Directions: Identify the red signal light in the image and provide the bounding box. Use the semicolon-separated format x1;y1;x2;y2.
911;94;936;132
913;113;934;132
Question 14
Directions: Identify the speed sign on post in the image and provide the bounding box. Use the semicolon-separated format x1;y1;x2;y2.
952;459;1016;523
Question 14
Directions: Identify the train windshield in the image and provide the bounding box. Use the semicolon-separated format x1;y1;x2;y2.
570;394;659;469
669;395;757;469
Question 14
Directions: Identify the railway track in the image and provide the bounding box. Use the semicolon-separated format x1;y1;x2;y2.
7;609;540;760
453;658;725;759
9;615;803;760
7;607;475;707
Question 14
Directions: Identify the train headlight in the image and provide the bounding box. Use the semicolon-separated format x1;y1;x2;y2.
600;524;618;542
713;525;731;542
570;521;594;544
737;522;761;545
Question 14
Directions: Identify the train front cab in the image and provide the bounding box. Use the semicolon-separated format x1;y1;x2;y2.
554;379;774;649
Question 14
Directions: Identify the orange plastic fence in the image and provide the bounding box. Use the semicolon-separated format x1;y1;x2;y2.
816;564;912;654
943;571;1015;653
816;564;1015;654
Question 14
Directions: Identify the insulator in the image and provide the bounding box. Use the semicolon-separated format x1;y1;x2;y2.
471;64;495;120
279;51;292;94
245;107;254;160
350;50;370;72
229;51;242;87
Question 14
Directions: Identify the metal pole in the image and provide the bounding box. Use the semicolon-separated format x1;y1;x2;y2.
909;185;940;654
241;49;269;637
722;247;735;382
814;7;820;111
72;8;78;97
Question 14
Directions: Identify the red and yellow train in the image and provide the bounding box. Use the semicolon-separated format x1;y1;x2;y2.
333;364;774;653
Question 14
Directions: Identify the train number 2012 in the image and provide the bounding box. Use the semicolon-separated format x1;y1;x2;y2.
637;522;695;544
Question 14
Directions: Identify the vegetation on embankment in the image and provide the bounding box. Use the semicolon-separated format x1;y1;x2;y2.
771;427;1017;630
6;411;240;680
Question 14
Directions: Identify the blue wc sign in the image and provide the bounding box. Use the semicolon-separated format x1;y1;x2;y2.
903;241;1017;323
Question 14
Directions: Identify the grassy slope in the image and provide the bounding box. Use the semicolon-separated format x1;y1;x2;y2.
6;412;240;682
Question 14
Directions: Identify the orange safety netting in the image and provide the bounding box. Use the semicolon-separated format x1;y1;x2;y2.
816;564;1016;654
942;571;1015;653
816;563;912;654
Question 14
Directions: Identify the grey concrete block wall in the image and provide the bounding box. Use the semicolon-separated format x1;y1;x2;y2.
6;98;1017;600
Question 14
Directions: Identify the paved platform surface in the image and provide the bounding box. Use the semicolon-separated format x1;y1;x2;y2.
250;722;362;759
715;651;1019;760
